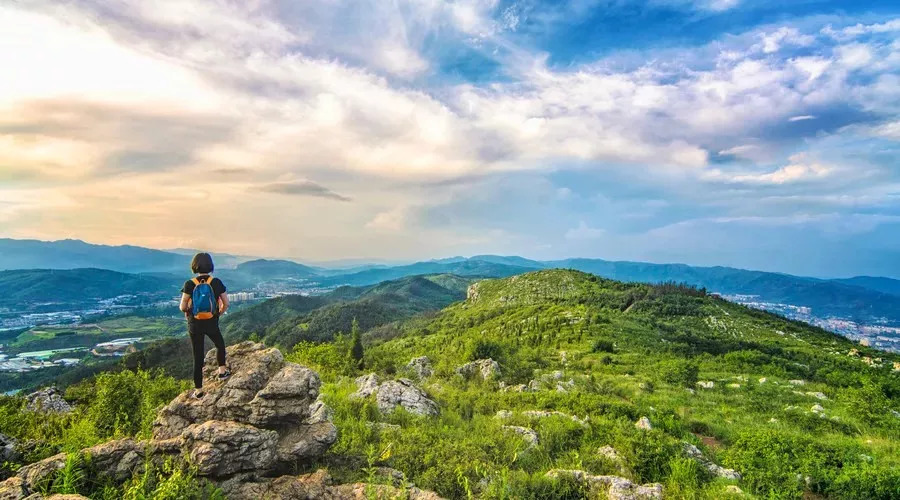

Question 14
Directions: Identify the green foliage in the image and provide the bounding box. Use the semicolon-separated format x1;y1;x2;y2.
590;338;615;353
827;462;900;500
658;359;699;388
466;339;504;362
121;458;224;500
88;369;185;438
351;318;364;369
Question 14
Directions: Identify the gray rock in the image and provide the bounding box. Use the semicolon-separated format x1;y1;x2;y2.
682;443;741;480
635;416;652;430
181;421;278;477
352;373;381;399
25;387;71;414
406;357;433;379
546;470;662;500
223;468;445;500
15;453;66;495
811;404;825;413
523;410;588;427
495;410;512;419
0;433;18;464
456;359;501;380
83;438;144;482
375;379;440;416
806;392;829;401
697;381;715;389
502;426;539;447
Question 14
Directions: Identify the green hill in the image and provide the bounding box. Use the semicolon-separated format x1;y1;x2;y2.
292;269;899;499
0;268;178;307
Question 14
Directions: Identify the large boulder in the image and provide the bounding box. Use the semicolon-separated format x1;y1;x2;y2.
24;388;71;414
353;374;439;416
376;380;440;416
83;438;144;482
456;359;501;380
152;342;336;475
0;342;339;497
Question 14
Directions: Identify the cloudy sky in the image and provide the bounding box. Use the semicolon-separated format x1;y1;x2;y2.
2;0;900;277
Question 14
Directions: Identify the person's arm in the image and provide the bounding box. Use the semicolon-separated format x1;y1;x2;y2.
179;293;192;317
218;292;229;314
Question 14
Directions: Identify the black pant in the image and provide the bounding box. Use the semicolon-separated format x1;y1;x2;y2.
189;319;226;389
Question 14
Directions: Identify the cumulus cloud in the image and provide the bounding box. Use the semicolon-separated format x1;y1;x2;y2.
2;1;900;269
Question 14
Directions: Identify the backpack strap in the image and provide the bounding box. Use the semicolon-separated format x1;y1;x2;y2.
191;277;201;286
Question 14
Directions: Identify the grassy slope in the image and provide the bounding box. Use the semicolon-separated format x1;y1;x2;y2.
297;270;899;499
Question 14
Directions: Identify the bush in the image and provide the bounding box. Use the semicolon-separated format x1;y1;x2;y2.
828;462;900;500
591;339;615;353
88;369;184;438
466;339;504;362
658;360;699;388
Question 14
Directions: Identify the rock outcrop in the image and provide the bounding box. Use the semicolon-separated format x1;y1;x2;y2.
24;387;72;414
502;426;539;447
546;469;663;500
353;374;439;416
455;359;500;379
406;356;433;379
0;342;340;500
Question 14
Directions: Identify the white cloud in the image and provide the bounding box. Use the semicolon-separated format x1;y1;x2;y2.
788;115;816;122
565;221;606;241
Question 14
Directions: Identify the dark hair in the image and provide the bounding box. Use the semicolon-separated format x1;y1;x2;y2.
190;252;214;274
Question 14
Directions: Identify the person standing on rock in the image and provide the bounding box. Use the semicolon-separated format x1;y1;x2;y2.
179;252;231;398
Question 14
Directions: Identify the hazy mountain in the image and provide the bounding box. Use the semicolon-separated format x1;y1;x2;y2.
0;238;186;273
832;276;900;297
233;259;321;278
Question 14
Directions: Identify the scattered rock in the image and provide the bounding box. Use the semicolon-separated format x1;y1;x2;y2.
375;379;440;416
683;443;741;480
406;357;433;379
25;387;72;414
222;468;444;500
500;384;531;393
556;379;576;393
805;392;828;401
0;433;18;465
495;410;512;419
789;379;805;386
769;418;778;423
523;410;588;427
546;470;662;500
456;359;501;380
353;374;439;416
352;373;381;399
528;379;542;391
758;377;767;383
635;416;652;430
811;404;825;413
725;485;743;494
502;426;539;447
697;381;715;389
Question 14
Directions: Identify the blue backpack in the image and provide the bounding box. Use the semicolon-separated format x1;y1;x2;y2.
191;276;218;320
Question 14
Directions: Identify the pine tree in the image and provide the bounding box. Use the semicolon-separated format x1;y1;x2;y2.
350;318;364;369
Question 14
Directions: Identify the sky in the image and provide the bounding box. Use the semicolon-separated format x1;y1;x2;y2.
1;0;900;277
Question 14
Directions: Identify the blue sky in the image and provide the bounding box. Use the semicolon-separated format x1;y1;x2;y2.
1;0;899;277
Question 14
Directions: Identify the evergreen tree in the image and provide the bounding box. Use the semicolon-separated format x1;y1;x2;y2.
350;318;364;369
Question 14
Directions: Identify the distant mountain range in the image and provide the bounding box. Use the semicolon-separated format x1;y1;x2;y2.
4;238;900;327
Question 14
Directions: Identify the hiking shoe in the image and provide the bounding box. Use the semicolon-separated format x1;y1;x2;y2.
217;369;231;380
193;389;205;399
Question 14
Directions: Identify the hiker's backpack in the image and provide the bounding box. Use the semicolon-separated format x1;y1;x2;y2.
191;276;218;320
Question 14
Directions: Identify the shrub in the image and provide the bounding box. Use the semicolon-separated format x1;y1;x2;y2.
828;462;900;500
591;339;615;353
88;369;184;438
466;339;504;362
658;359;699;388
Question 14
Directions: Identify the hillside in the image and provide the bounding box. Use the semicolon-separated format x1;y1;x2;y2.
1;270;899;499
298;270;899;499
233;258;321;278
0;268;179;308
222;274;468;348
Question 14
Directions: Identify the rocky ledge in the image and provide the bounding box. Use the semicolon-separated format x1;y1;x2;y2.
0;342;441;500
